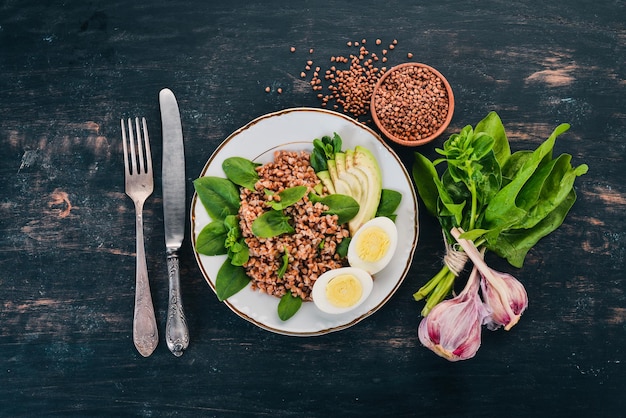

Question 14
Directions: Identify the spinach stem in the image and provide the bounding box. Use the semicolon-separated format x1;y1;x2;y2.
422;270;456;316
469;182;478;231
414;266;457;316
413;266;448;301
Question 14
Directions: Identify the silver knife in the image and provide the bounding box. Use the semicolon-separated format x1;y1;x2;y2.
159;88;189;357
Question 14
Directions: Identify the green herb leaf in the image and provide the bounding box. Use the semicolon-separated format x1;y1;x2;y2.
501;150;533;185
336;237;351;258
268;185;307;210
311;139;328;172
223;215;240;247
193;176;240;221
310;133;344;172
195;221;228;255
413;152;442;217
251;210;295;238
223;214;239;230
483;123;571;231
376;189;403;218
474;111;510;166
515;154;588;230
222;156;260;191
309;193;360;224
277;248;289;279
277;291;303;321
434;176;466;226
229;241;249;266
221;214;249;266
490;189;578;267
331;132;343;154
215;259;250;301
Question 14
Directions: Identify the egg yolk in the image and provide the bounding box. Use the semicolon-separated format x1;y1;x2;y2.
326;274;363;308
355;226;390;262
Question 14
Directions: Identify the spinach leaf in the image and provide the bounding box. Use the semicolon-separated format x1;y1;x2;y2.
268;186;308;210
412;152;440;217
251;210;294;238
515;154;588;230
277;248;289;279
483;123;571;231
223;215;249;266
434;176;466;226
473;154;502;207
277;291;302;321
330;132;343;154
376;189;402;219
223;214;239;230
336;237;351;258
442;128;501;204
310;133;343;172
222;157;260;191
229;242;249;266
193;176;240;221
501;150;533;185
195;221;228;256
474;111;510;166
215;259;250;301
310;142;328;172
489;189;578;267
309;193;359;224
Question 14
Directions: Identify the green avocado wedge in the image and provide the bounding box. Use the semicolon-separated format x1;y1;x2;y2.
348;146;383;235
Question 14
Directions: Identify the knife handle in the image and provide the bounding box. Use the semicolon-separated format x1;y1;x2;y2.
166;250;189;357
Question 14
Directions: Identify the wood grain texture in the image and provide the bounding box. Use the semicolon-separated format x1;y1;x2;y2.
1;0;625;416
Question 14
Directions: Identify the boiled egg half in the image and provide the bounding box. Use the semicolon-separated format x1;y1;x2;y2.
347;216;398;275
312;267;373;314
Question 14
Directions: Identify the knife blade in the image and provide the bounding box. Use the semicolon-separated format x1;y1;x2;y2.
159;88;189;357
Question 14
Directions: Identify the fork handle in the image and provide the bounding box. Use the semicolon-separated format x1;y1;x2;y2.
166;249;189;357
133;206;159;357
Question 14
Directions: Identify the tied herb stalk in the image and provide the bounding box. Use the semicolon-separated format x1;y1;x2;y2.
412;112;588;316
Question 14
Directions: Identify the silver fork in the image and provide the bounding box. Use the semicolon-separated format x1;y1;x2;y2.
122;117;159;357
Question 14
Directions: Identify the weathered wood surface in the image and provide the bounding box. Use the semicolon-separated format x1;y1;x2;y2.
1;0;624;416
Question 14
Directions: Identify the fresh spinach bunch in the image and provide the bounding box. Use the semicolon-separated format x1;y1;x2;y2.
412;111;588;315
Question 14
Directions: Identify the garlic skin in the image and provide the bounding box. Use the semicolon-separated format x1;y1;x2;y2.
480;270;528;331
450;227;528;332
418;266;489;361
419;227;530;362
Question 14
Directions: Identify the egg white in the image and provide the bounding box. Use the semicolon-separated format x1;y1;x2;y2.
312;267;374;314
347;216;398;275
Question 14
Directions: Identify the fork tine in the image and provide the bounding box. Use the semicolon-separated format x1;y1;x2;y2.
128;118;138;175
121;118;131;177
141;117;152;175
134;117;146;175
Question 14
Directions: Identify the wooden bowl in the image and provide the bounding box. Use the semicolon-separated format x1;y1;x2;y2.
370;62;454;146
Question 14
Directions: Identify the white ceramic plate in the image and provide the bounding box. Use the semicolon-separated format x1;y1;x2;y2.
191;107;419;336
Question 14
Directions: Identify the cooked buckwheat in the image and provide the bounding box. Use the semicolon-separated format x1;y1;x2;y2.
238;151;349;301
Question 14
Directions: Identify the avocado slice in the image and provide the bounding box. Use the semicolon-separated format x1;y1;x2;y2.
327;159;339;185
339;169;362;203
333;177;353;198
347;166;369;196
345;149;355;170
335;152;347;177
348;146;383;235
317;170;336;194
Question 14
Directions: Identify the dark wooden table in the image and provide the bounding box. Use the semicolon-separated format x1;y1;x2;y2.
1;1;624;416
